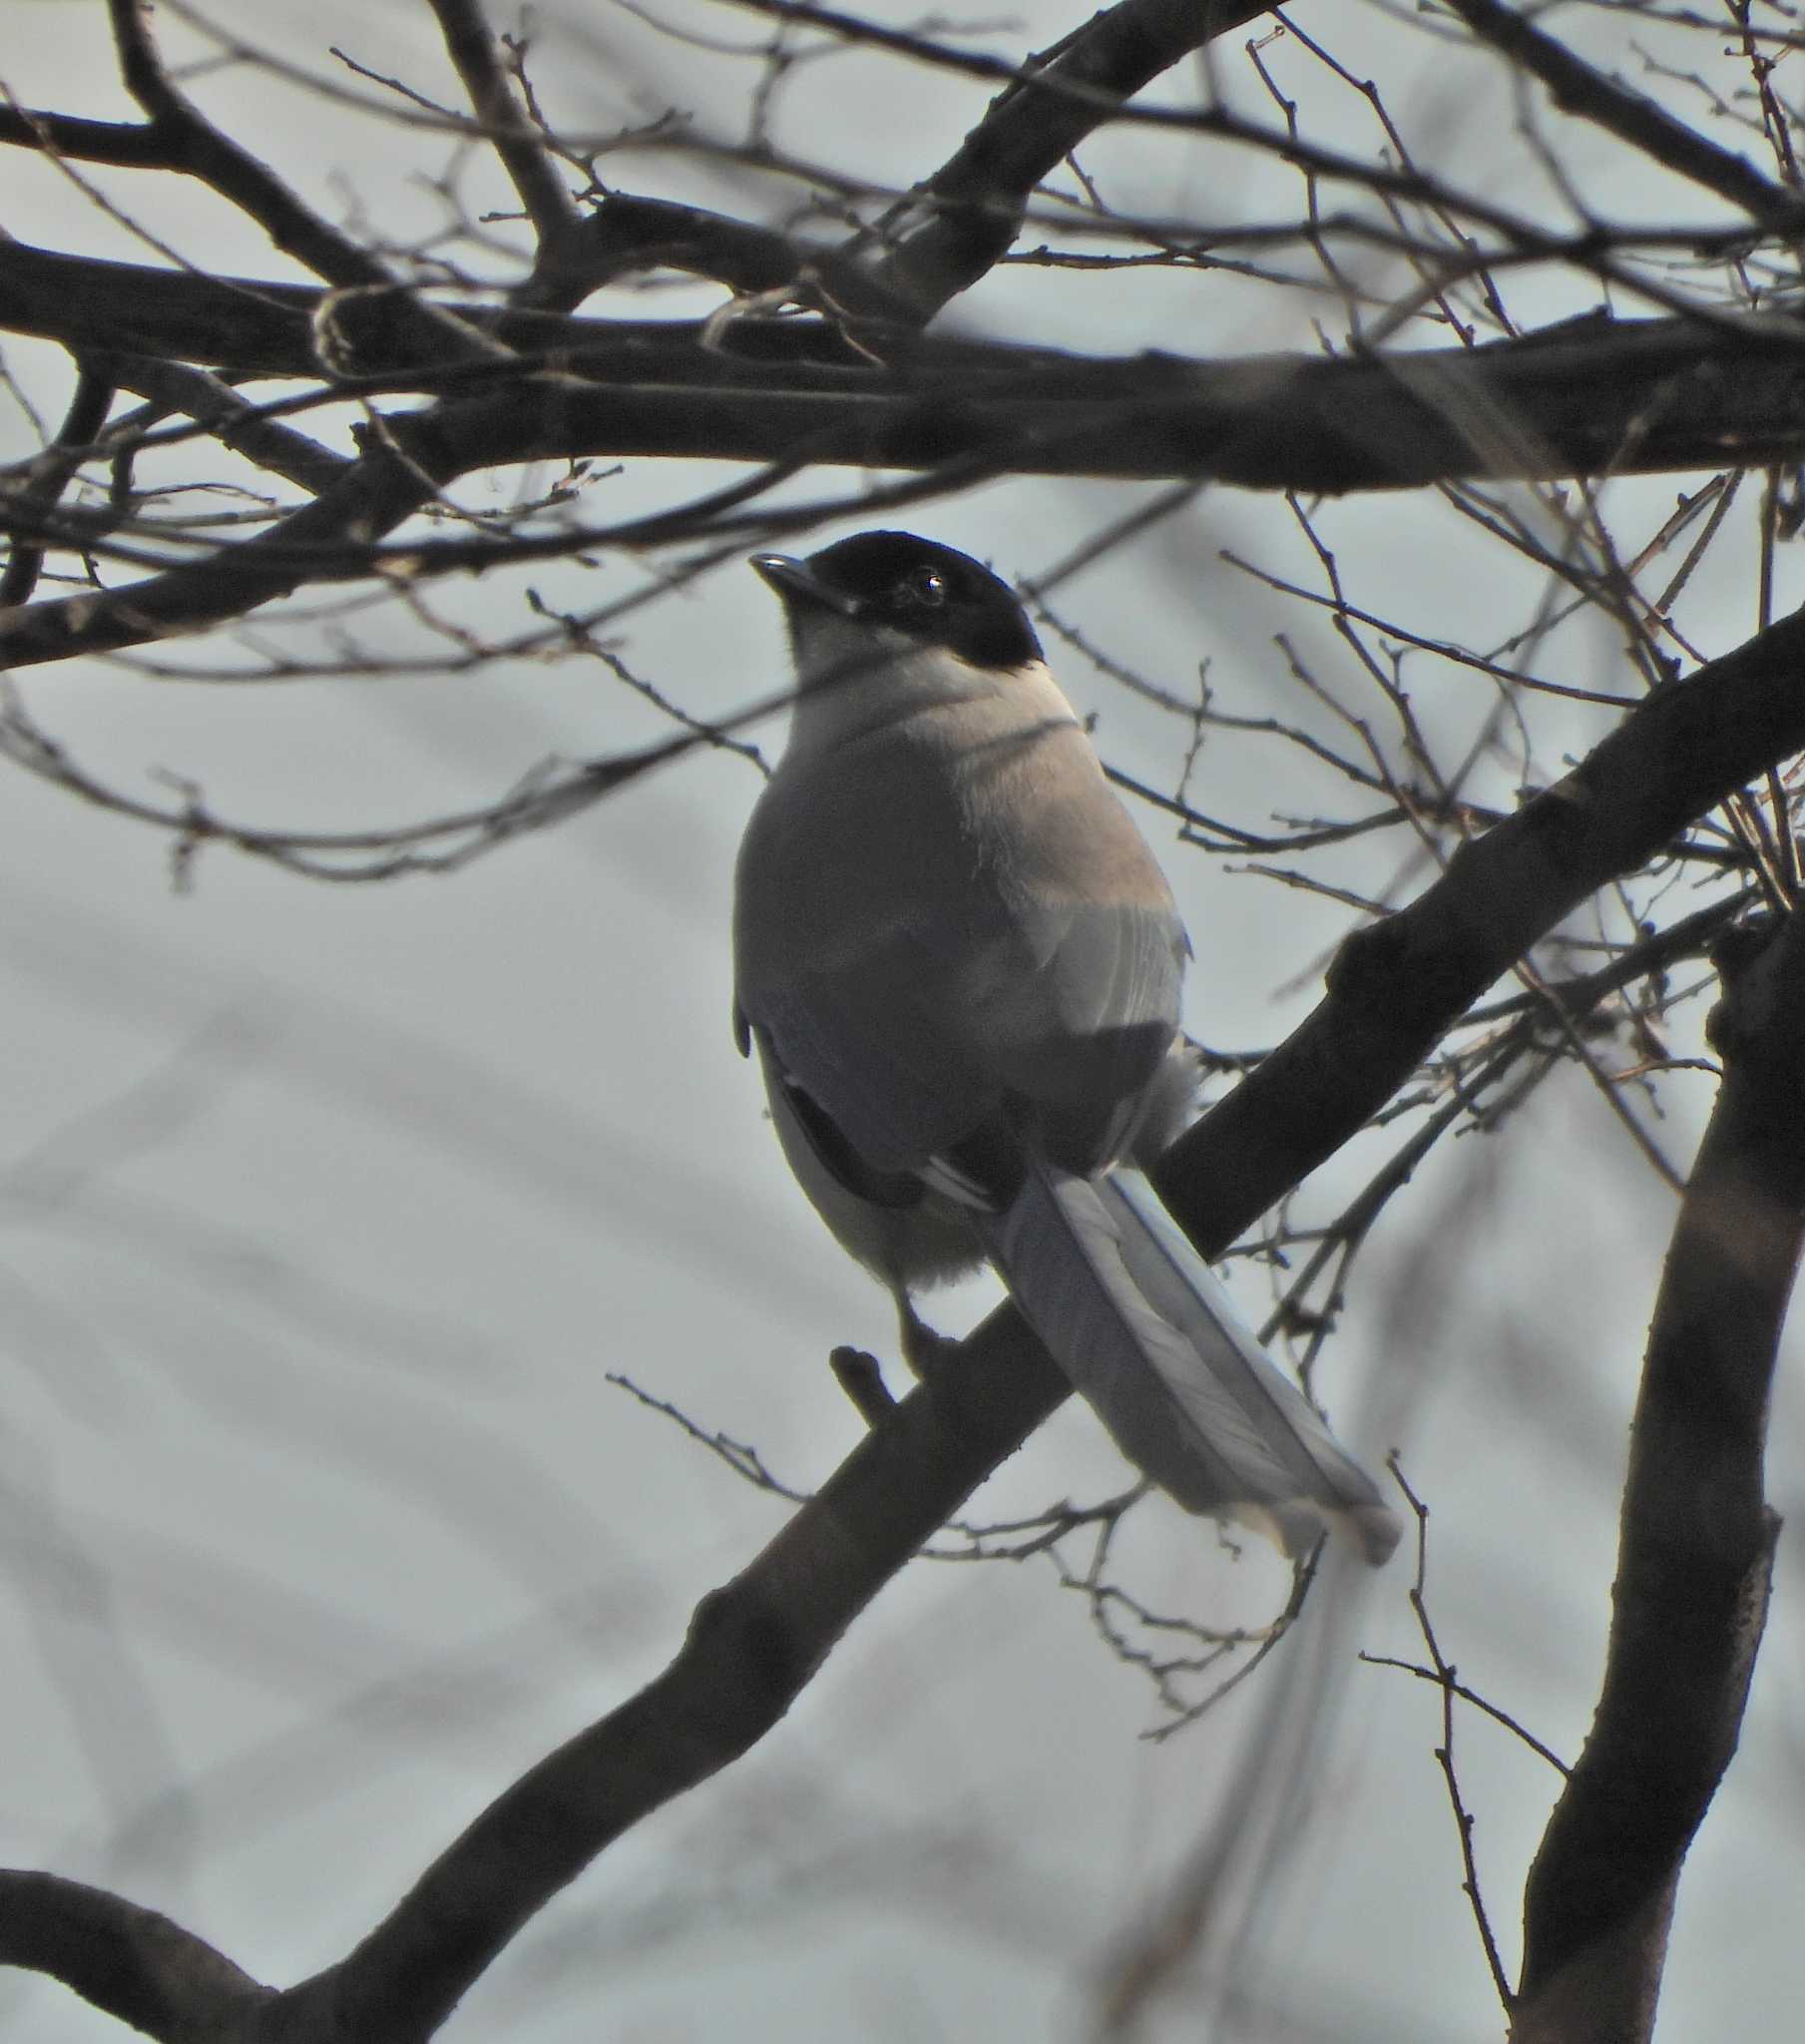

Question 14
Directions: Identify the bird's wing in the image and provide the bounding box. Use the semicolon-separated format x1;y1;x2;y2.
970;894;1187;1171
962;722;1190;1169
744;927;1007;1184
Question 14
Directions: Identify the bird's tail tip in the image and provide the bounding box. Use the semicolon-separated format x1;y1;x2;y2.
1228;1489;1400;1568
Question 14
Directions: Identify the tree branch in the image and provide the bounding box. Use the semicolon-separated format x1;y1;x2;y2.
0;429;447;670
860;0;1276;318
8;239;1805;503
0;104;176;168
0;356;116;607
1440;0;1795;227
100;356;353;496
425;0;578;246
13;255;1805;677
105;0;394;289
1510;914;1803;2043
95;0;504;369
0;1869;268;2040
273;1330;1073;2042
519;193;918;321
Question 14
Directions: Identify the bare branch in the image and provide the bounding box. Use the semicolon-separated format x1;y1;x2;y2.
425;0;579;246
0;104;174;168
860;0;1275;317
0;356;115;607
1390;1462;1517;2013
0;1869;268;2040
520;192;916;320
275;1329;1076;2042
105;0;396;288
100;357;352;495
1512;914;1803;2042
0;432;445;671
1442;0;1797;226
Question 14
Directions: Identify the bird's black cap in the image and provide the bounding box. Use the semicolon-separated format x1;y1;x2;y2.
752;530;1042;672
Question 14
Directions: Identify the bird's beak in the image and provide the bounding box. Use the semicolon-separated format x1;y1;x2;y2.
750;553;863;616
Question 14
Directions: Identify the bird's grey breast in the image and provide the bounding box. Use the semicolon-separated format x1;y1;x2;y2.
734;701;1186;1176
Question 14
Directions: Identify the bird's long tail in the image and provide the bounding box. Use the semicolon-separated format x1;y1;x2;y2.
981;1162;1398;1564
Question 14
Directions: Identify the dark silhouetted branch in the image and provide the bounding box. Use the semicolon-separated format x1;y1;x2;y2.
1511;913;1803;2043
0;103;178;168
860;0;1275;317
106;0;394;289
272;1334;1073;2042
1442;0;1797;227
102;357;353;495
0;356;116;606
0;1869;269;2040
426;0;578;245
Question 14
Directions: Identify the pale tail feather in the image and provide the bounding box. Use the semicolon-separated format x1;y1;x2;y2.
981;1162;1399;1565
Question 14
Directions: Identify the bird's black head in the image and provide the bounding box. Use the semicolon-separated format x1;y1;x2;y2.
751;530;1042;672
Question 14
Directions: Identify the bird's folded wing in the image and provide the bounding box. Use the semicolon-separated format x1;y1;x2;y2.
743;895;1187;1187
746;961;1000;1180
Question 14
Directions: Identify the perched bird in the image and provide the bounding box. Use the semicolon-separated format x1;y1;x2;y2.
733;530;1397;1565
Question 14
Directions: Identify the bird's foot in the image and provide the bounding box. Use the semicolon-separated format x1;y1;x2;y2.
897;1299;962;1384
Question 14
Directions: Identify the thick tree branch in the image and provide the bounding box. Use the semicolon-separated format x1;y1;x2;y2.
426;0;577;246
100;357;353;495
859;0;1275;318
268;1336;1071;2043
1509;915;1802;2043
519;194;918;321
391;311;1805;490
0;238;868;376
0;1869;268;2040
10;264;1805;674
0;241;350;374
0;104;177;168
10;306;1805;670
0;431;447;671
7;241;1805;502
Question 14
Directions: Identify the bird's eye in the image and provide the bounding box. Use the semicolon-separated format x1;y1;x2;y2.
897;567;948;609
